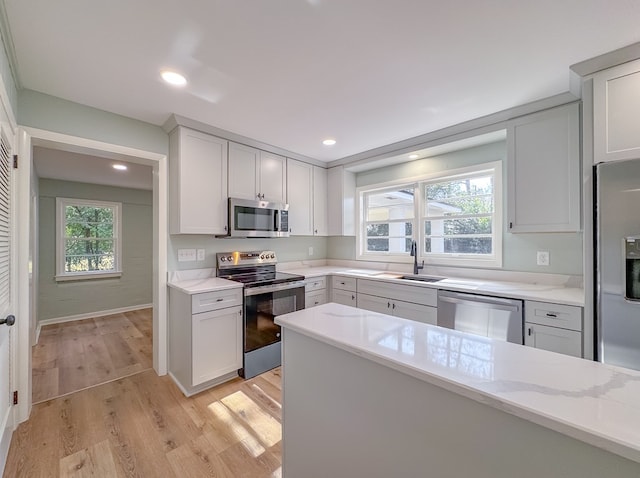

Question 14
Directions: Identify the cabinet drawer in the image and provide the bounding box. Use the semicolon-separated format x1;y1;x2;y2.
525;301;582;331
358;278;437;307
192;288;243;314
306;289;327;308
305;276;327;292
331;275;357;292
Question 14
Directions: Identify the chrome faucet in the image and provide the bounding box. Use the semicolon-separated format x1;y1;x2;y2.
410;240;424;275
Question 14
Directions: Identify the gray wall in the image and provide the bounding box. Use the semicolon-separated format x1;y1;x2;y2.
38;179;153;322
350;141;583;275
18;89;168;155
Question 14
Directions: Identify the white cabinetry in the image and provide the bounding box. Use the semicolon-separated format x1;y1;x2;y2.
305;276;327;308
507;103;580;233
357;279;437;325
593;59;640;164
327;166;356;236
313;166;328;236
169;286;243;396
331;276;357;306
228;142;286;203
169;127;228;234
286;159;313;235
524;300;582;358
286;160;328;236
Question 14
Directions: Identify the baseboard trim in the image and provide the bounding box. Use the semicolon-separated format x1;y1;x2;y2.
0;406;13;477
168;370;240;397
38;303;153;330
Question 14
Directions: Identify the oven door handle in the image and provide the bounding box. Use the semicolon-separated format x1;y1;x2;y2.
244;281;306;296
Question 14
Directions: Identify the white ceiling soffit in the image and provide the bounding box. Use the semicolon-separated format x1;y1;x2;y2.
33;147;153;190
5;1;640;162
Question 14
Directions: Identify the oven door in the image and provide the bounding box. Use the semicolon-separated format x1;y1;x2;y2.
229;198;289;238
243;282;305;353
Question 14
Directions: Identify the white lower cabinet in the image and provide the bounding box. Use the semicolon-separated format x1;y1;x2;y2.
524;300;583;358
332;288;357;307
169;286;243;396
305;276;328;308
357;279;437;325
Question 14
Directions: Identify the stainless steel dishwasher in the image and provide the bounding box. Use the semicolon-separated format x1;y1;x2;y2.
437;290;523;344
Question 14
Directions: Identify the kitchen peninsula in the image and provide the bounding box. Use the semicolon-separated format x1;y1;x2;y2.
276;303;640;478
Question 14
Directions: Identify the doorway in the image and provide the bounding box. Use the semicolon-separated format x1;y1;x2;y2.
14;127;167;423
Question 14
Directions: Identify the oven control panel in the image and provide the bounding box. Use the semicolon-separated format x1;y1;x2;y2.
217;250;277;268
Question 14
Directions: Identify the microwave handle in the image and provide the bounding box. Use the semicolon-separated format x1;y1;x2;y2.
274;209;280;232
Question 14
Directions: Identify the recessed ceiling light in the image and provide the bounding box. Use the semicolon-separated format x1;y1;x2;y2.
161;70;187;86
409;154;419;159
113;164;128;171
322;139;336;146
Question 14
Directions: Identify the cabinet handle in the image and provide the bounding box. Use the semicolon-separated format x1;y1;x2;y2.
224;225;227;231
314;301;319;305
392;303;396;310
261;193;265;199
340;282;345;285
528;327;532;336
216;298;224;302
546;313;557;318
315;229;318;234
509;222;513;229
257;193;261;199
290;228;292;233
351;295;355;300
387;301;391;308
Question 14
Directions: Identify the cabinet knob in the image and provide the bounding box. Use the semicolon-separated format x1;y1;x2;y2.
351;295;355;300
315;229;318;234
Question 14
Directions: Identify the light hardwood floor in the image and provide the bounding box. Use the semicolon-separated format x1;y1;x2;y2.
32;308;153;403
4;367;283;477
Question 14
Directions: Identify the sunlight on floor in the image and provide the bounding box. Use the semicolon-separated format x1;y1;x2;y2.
221;390;282;447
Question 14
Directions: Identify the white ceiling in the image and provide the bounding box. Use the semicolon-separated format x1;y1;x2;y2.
33;147;153;190
4;1;640;162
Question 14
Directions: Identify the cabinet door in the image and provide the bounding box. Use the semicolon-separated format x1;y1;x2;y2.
593;59;640;163
228;142;259;200
305;289;327;308
524;323;582;358
392;301;437;325
313;166;328;236
259;151;286;203
507;103;580;233
170;127;228;234
357;293;391;314
192;306;242;386
332;289;357;307
327;166;356;236
286;159;313;235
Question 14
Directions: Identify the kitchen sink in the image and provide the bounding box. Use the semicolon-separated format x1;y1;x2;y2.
399;275;444;283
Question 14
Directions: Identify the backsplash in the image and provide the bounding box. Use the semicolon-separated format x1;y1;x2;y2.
169;235;329;270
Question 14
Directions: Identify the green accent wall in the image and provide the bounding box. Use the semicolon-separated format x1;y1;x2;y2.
38;179;153;322
353;141;583;276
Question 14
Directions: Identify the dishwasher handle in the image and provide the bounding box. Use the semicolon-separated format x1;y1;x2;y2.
438;291;521;313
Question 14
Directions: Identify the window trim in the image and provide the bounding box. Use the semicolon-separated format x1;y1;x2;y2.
55;197;123;281
356;161;503;268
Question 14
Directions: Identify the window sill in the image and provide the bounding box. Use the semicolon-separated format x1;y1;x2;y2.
55;271;123;282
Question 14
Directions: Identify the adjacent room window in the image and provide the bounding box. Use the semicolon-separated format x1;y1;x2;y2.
56;198;122;280
357;161;502;267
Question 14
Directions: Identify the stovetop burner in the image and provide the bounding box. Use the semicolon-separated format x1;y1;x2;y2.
216;250;304;287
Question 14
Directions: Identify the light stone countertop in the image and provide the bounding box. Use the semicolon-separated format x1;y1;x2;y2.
284;265;584;306
167;268;242;295
276;303;640;464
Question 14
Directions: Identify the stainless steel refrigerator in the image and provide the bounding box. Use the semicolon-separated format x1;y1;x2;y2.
596;159;640;371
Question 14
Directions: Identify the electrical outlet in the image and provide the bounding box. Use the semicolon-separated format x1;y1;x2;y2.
178;248;196;262
308;246;314;256
536;251;550;266
197;249;205;261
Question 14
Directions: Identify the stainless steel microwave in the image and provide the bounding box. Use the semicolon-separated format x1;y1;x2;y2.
226;198;290;238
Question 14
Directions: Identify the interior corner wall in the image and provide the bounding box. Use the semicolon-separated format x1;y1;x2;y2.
38;179;153;323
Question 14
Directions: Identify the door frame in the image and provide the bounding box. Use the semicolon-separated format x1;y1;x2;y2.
14;127;168;424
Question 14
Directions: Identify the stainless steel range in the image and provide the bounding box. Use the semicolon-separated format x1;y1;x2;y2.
216;250;305;379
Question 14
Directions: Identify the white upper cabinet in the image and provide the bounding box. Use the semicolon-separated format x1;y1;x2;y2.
286;160;328;236
593;59;640;164
287;159;314;235
228;142;286;203
313;166;328;236
169;126;228;235
507;103;580;233
327;166;356;236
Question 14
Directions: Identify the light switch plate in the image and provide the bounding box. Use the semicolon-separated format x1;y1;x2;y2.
197;249;205;261
178;248;197;262
536;251;550;266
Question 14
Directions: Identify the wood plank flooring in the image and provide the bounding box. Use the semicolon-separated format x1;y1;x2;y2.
4;367;283;477
32;309;153;403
